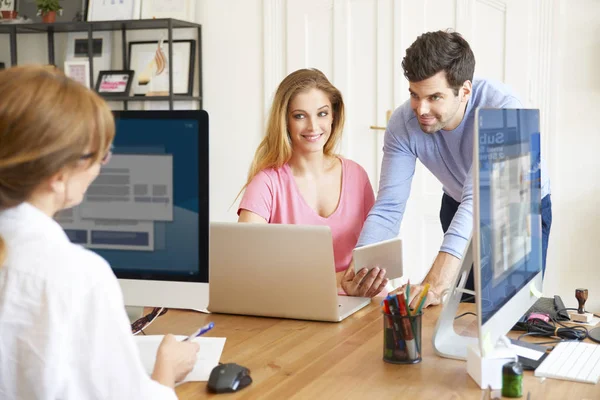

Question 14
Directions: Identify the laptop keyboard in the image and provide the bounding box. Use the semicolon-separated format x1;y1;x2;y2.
534;341;600;384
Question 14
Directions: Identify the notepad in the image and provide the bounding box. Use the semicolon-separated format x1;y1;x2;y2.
134;335;226;382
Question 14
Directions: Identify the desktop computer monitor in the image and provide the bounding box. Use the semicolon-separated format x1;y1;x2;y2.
56;110;209;310
433;108;543;360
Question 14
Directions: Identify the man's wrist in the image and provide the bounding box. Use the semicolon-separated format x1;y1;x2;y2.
424;251;461;292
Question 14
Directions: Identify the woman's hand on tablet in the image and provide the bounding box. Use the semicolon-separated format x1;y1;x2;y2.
341;261;388;297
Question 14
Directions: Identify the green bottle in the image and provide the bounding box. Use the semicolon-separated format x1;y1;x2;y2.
502;361;523;398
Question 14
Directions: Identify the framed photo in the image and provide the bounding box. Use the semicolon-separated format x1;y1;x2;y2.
66;31;112;86
0;0;16;11
128;40;195;96
140;0;195;22
87;0;140;21
74;38;103;57
95;70;134;96
0;0;17;19
64;60;91;88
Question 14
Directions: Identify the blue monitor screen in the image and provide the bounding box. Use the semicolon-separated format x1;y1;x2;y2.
476;108;542;324
57;110;209;283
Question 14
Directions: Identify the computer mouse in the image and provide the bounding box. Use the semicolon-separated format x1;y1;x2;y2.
207;363;252;394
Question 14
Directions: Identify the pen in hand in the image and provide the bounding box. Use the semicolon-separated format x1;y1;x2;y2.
182;321;215;342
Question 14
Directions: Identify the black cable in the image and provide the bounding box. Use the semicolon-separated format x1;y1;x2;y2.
537;340;580;347
517;332;577;344
517;332;547;341
451;308;595;341
455;311;477;320
518;312;589;342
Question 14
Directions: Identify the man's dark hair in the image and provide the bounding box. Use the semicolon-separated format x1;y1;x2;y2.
402;30;475;95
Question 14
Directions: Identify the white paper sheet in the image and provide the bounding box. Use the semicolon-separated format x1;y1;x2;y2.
134;335;226;382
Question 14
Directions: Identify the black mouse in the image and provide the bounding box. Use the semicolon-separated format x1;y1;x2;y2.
207;363;252;394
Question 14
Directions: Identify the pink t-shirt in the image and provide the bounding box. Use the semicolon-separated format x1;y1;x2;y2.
238;158;375;272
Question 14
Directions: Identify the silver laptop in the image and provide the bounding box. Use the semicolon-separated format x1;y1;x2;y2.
208;222;371;322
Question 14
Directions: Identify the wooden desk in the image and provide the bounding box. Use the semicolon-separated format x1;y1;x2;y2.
145;302;599;399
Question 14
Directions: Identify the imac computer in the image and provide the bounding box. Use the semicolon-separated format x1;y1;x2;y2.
433;108;544;387
56;110;209;311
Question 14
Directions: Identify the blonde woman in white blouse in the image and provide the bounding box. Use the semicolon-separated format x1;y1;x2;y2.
0;65;199;400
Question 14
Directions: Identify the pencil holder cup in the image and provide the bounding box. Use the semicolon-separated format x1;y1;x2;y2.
382;311;422;364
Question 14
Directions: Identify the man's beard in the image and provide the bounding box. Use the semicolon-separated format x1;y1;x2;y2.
416;99;462;133
418;118;445;133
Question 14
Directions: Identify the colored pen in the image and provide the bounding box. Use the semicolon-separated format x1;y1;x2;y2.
415;283;431;314
397;293;418;360
383;299;399;340
382;299;396;358
386;296;402;335
182;321;214;341
385;297;407;355
406;280;411;315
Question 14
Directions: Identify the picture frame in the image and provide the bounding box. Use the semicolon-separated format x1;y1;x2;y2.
64;60;91;88
128;40;195;96
74;38;103;57
66;31;112;86
95;70;134;97
0;0;16;11
87;0;140;21
140;0;195;22
0;0;17;19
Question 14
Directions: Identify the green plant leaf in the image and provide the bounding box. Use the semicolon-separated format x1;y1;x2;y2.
36;0;62;13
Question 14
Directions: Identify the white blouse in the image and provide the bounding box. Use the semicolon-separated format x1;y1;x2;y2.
0;203;177;400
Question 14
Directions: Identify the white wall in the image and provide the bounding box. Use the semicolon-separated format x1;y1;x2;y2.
543;0;600;312
195;0;264;222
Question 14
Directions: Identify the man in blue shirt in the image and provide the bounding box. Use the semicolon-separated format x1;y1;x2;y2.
341;30;552;307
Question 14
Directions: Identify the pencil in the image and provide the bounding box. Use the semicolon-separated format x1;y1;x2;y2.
415;283;431;314
406;280;411;316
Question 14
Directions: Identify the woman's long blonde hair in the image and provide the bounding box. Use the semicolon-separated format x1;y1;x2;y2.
241;68;345;193
0;65;115;266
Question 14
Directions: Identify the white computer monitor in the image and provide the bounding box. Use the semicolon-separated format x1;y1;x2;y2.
433;108;544;360
56;110;209;311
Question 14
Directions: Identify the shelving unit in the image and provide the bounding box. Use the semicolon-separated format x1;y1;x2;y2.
0;18;202;110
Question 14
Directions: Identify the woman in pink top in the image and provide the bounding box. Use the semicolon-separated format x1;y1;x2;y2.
237;69;388;297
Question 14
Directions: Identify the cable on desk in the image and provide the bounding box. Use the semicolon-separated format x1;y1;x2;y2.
515;310;589;342
455;311;477;320
555;307;600;344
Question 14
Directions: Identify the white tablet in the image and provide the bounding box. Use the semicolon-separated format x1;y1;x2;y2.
352;238;403;279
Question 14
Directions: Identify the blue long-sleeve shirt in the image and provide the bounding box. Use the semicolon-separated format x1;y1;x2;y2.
357;78;551;258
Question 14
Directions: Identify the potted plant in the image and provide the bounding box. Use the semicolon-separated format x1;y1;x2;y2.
36;0;63;23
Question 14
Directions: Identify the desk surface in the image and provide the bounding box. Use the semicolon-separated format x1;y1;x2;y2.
145;302;599;399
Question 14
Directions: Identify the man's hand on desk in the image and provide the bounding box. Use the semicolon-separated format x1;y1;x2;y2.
393;251;462;310
340;260;388;297
392;283;443;309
